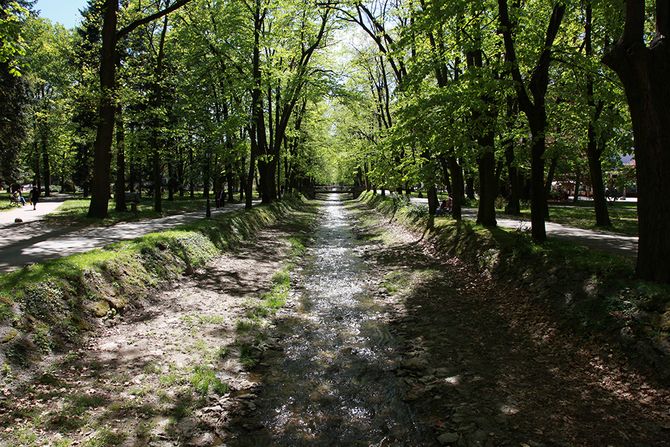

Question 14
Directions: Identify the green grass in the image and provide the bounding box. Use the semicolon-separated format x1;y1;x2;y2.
189;364;228;396
45;196;214;227
82;428;127;447
0;192;18;212
510;200;638;236
238;342;259;368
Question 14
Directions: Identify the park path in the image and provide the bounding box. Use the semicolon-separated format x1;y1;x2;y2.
0;202;247;273
0;198;67;226
460;208;638;257
400;195;638;257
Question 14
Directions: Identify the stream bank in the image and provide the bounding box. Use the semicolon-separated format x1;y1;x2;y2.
350;194;670;446
0;200;317;446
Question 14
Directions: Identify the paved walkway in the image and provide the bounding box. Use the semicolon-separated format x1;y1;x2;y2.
394;194;638;258
0;199;68;226
0;203;248;273
459;209;638;258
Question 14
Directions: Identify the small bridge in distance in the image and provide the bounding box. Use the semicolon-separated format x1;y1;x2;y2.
314;185;354;193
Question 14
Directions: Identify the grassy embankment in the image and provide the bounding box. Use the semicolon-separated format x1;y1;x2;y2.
0;195;306;378
358;191;669;377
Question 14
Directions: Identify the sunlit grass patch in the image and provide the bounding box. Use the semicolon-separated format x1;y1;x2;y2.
238;342;260;368
190;364;228;396
236;317;261;332
181;313;226;328
288;236;306;257
82;427;127;447
45;197;211;227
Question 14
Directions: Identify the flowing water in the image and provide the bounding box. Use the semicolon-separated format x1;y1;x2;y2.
230;194;430;446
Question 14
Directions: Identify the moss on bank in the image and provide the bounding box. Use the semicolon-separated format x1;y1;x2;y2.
358;191;670;378
0;197;306;378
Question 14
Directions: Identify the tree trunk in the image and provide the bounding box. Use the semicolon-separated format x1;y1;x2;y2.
246;137;256;209
448;156;464;220
504;143;521;214
153;148;162;213
465;174;475;200
227;168;234;202
168;161;175;202
115;104;127;212
544;154;558;218
498;0;565;241
573;169;581;203
41;130;51;197
603;2;670;281
239;157;246;202
34;137;41;192
529;117;548;241
439;157;452;195
152;14;169;214
427;184;438;215
188;145;195;199
584;1;610;227
476;143;497;227
204;152;211;218
88;0;117;218
129;156;136;193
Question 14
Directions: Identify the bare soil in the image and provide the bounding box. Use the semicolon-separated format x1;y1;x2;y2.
0;217;302;446
349;200;670;446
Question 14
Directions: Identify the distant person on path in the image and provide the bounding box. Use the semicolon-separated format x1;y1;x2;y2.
435;198;451;216
30;187;40;210
216;189;224;208
13;190;26;206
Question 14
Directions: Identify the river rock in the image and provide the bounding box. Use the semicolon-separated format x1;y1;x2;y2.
438;432;460;445
190;432;218;446
401;357;428;371
88;300;110;318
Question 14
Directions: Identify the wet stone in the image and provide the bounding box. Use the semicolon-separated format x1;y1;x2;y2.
438;432;460;445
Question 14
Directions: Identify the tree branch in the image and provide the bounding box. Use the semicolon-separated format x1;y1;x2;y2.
117;0;194;38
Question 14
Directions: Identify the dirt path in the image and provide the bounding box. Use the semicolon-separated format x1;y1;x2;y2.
0;210;307;446
0;199;67;226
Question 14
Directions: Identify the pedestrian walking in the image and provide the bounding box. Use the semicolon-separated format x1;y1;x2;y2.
30;186;40;210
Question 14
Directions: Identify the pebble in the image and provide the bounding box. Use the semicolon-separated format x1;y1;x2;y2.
438;432;460;445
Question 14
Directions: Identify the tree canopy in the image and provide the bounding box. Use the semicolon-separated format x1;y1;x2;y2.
3;0;669;282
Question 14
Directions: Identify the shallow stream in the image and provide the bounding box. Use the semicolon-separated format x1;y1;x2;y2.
231;193;429;446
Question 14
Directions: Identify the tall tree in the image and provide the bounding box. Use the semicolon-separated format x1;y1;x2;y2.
603;0;670;282
88;0;193;218
0;0;31;186
498;0;566;241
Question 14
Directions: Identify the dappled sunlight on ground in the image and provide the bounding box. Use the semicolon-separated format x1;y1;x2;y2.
352;199;669;446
